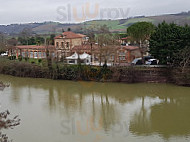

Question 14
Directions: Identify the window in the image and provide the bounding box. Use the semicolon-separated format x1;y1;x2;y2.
22;52;25;57
43;52;46;58
26;51;29;57
110;55;114;60
38;52;42;58
119;52;125;56
66;42;69;48
30;52;33;58
34;52;38;58
56;42;59;47
61;42;64;48
69;60;75;64
119;57;125;61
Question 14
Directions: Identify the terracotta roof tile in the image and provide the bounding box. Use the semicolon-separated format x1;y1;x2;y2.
124;46;139;50
55;31;86;39
16;45;55;49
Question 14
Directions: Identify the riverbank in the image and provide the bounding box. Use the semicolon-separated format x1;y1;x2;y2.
0;57;190;86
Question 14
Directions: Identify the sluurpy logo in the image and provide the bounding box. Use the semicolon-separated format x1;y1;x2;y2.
61;116;129;141
57;2;130;22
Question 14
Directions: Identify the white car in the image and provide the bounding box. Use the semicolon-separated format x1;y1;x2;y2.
145;59;159;65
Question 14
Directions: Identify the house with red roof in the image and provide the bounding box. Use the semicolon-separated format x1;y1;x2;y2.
54;31;87;58
8;31;141;65
54;31;87;49
8;31;87;59
8;45;55;59
71;43;141;65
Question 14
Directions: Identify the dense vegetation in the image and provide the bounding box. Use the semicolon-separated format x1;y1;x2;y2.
0;57;190;86
149;22;190;65
0;21;190;86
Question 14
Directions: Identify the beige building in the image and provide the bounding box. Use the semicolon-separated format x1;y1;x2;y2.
8;45;55;59
54;31;87;58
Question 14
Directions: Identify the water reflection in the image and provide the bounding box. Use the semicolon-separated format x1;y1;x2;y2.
129;90;190;139
0;81;20;142
1;75;190;141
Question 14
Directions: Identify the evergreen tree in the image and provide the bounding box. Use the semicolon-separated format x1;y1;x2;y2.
149;22;188;64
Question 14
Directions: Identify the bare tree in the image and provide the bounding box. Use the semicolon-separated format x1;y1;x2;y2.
174;46;190;73
96;25;120;66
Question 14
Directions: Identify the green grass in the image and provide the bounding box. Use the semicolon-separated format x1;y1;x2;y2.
185;16;190;20
121;18;155;27
85;20;126;30
84;18;155;31
19;58;41;65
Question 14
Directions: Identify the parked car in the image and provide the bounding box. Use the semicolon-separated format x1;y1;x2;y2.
132;57;159;66
144;56;154;62
131;58;143;65
145;59;159;65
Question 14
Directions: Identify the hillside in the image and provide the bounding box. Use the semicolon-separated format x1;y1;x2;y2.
1;11;190;35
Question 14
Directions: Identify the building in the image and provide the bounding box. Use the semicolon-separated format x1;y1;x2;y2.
8;32;87;60
8;45;55;59
54;31;87;58
116;46;141;64
71;43;141;66
7;31;141;66
119;37;131;46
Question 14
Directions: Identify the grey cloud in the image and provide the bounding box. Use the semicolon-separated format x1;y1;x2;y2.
0;0;190;24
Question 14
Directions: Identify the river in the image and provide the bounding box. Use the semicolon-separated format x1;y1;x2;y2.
0;74;190;142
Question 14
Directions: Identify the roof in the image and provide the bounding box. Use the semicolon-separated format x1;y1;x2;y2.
77;33;87;38
73;44;139;52
121;36;131;40
122;45;139;51
121;37;128;40
54;31;86;39
72;44;99;51
16;45;55;49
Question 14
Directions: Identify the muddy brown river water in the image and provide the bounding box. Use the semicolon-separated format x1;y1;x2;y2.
0;74;190;142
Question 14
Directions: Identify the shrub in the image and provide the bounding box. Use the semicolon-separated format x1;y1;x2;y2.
18;55;22;61
24;57;29;61
8;56;16;60
38;59;42;64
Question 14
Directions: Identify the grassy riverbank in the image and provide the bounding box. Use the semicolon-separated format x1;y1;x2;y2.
0;57;190;86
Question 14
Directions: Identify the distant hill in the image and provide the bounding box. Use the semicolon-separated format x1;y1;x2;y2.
1;11;190;35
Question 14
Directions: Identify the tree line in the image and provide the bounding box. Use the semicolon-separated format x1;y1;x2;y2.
127;21;190;70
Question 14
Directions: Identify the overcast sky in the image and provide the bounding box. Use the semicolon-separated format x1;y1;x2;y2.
0;0;190;25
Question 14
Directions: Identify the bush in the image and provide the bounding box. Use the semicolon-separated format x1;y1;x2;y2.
8;56;16;60
18;55;22;61
24;57;29;61
38;59;42;64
